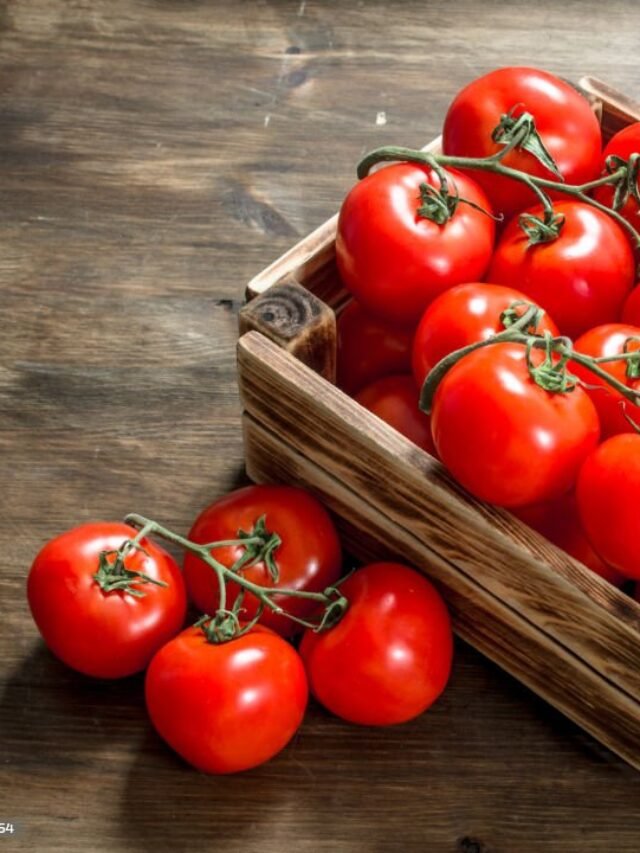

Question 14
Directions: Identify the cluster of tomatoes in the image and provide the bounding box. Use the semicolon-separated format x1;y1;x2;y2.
27;484;453;774
335;66;640;594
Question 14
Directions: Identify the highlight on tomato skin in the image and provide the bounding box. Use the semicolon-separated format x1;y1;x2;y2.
354;374;436;455
412;282;559;388
299;562;453;727
337;298;414;396
145;624;308;775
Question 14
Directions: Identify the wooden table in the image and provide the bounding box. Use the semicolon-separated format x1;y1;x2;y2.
2;2;640;850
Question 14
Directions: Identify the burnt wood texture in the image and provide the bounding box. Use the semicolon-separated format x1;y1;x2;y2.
2;1;640;852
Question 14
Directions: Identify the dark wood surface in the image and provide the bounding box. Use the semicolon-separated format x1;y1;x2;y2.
2;1;640;850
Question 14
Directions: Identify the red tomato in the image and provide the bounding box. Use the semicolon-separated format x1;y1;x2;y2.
299;562;452;725
337;299;414;395
354;374;435;455
488;201;635;339
146;624;308;773
184;485;342;637
573;324;640;438
442;67;602;218
622;285;640;325
577;434;640;580
431;343;600;507
513;494;624;586
27;522;187;679
593;122;640;231
336;163;495;327
412;282;559;387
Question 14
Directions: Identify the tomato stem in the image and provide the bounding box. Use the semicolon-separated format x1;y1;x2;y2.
121;513;349;642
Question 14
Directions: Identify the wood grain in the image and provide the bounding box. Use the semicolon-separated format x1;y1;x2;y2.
3;1;640;851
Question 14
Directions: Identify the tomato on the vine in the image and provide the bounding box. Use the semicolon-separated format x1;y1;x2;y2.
184;485;342;637
573;324;640;438
488;201;635;339
337;298;414;395
27;522;187;679
412;282;558;387
593;122;640;232
146;623;308;774
442;66;602;218
577;434;640;580
430;343;600;507
354;374;435;455
300;562;452;726
336;163;495;326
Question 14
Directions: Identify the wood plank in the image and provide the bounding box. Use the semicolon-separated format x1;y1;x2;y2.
244;412;640;769
237;331;640;703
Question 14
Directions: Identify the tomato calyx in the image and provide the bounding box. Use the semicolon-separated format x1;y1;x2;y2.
605;153;640;212
94;538;169;598
121;513;349;642
518;208;565;246
416;161;497;226
419;301;640;415
491;106;563;179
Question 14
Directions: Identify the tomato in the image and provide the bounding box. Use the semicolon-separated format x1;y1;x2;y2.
573;324;640;438
431;343;600;507
337;299;414;395
442;67;602;219
336;163;495;326
622;285;640;325
577;434;640;580
184;485;342;637
513;493;624;586
27;522;187;679
488;201;635;339
299;562;452;725
354;374;435;455
412;282;559;387
146;624;307;773
593;122;640;231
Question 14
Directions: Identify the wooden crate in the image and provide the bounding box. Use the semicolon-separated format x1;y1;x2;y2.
237;77;640;769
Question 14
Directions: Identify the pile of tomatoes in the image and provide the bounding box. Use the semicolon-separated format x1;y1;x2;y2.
336;66;640;595
27;484;453;774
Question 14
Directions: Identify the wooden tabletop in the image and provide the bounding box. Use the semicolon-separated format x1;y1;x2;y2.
2;1;640;850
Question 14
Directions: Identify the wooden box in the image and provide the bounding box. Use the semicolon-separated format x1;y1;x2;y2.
237;78;640;769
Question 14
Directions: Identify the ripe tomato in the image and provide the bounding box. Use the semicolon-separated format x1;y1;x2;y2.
442;67;602;218
412;282;559;387
431;343;600;507
184;485;342;637
354;374;435;455
577;434;640;580
27;522;187;679
573;324;640;438
337;299;414;395
622;285;640;325
593;122;640;231
299;562;452;725
488;201;635;339
146;624;308;773
513;493;624;586
336;163;495;327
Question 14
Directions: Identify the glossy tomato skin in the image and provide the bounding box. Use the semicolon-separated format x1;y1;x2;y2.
513;494;624;586
145;624;308;774
354;374;435;455
488;201;635;339
442;67;602;219
593;122;640;232
431;343;600;508
184;485;342;637
27;522;187;679
299;562;452;726
577;434;640;580
622;286;640;325
573;324;640;437
412;282;559;387
337;299;414;395
336;163;495;327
